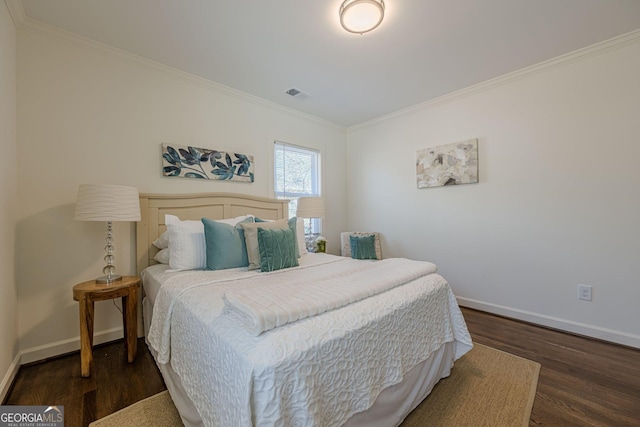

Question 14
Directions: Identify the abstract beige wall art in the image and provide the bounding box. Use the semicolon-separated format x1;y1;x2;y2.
416;139;478;188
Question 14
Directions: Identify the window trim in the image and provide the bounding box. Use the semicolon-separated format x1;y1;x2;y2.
274;141;321;198
273;141;322;233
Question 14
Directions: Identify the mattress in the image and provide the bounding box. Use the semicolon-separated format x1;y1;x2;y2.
142;254;472;427
140;264;170;306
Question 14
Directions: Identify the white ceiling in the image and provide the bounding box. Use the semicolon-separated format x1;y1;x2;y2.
20;0;640;127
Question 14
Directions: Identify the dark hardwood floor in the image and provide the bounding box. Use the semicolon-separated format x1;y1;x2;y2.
4;308;639;426
462;308;640;426
3;337;166;427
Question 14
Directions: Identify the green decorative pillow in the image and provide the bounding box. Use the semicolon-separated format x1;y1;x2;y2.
350;234;378;260
241;217;299;269
202;217;253;270
257;227;299;272
255;217;307;256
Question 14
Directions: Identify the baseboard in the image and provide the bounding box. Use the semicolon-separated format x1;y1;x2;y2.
0;352;21;404
3;327;128;401
457;297;640;349
19;327;124;365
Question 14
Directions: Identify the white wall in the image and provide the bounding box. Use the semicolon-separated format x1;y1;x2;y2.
13;12;639;367
0;0;19;401
346;37;640;347
16;24;347;362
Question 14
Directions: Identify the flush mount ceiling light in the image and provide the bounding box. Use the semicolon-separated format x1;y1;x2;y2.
339;0;385;35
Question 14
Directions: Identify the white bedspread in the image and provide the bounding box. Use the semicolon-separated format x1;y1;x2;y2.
224;258;437;335
147;254;472;427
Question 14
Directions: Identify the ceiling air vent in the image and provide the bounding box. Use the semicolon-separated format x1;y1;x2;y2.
285;88;311;101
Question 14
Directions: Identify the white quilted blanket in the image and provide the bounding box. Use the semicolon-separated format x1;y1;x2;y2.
146;254;472;427
223;257;437;335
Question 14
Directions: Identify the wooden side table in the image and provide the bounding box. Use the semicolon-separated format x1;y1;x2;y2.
73;276;140;377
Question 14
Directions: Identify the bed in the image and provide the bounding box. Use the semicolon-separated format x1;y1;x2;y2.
136;192;473;427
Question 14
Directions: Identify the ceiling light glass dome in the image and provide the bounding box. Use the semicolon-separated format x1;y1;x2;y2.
340;0;385;35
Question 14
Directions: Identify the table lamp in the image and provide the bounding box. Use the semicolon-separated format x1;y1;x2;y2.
296;197;325;252
74;184;141;284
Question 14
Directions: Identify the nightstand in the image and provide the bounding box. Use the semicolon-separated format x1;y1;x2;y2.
72;276;140;377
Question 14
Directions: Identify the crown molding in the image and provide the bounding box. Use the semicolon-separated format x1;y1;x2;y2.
4;0;25;26
349;28;640;132
18;16;344;130
14;7;640;133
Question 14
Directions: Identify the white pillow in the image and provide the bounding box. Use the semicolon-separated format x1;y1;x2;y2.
153;232;169;249
165;214;253;271
154;248;170;264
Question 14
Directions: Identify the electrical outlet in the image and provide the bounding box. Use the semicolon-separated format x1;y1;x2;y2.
578;284;592;301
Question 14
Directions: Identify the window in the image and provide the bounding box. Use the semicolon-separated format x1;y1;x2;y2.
274;141;321;233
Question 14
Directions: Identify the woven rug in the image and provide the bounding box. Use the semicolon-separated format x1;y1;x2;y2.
90;343;540;427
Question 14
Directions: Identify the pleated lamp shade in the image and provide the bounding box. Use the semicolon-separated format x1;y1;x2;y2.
74;184;141;222
296;197;325;219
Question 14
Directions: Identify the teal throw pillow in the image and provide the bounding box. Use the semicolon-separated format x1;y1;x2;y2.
257;227;299;272
254;217;299;256
350;234;378;260
288;216;300;258
202;217;253;270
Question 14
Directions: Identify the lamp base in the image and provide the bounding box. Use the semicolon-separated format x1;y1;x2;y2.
96;275;123;284
97;220;121;285
305;233;319;253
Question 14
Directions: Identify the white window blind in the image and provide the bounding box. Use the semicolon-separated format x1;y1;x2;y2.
274;141;321;231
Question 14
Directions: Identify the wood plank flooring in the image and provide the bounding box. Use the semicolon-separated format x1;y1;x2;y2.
3;338;165;427
462;308;640;426
4;308;639;426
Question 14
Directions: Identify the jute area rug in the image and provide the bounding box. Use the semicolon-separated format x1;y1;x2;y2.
90;344;540;427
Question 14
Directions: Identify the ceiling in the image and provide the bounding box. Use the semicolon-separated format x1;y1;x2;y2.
20;0;640;127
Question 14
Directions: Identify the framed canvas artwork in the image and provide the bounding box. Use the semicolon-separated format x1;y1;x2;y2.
162;143;254;183
416;139;478;188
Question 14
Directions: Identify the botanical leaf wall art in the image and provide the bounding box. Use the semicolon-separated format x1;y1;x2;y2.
162;143;255;183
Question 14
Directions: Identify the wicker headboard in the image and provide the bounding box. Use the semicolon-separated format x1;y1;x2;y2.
136;192;289;273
